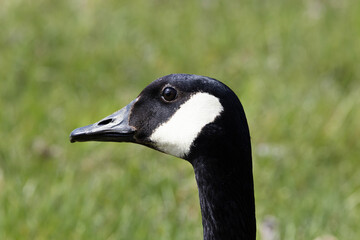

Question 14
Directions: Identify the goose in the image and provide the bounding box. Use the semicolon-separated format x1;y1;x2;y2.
70;74;256;240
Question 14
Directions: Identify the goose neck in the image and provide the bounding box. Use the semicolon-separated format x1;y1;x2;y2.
192;154;256;240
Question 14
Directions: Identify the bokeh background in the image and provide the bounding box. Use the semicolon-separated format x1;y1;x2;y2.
1;0;359;239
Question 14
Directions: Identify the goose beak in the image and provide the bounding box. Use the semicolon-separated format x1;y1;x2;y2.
70;100;136;143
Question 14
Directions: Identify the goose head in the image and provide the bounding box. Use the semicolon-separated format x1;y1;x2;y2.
70;74;250;162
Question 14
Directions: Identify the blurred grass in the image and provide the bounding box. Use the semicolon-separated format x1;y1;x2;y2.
0;0;359;239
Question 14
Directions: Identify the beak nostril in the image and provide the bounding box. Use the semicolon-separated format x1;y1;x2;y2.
98;118;113;126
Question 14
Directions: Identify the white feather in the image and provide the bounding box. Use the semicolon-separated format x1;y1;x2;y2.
149;92;223;158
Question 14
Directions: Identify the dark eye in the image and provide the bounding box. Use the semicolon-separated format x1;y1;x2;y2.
162;87;177;102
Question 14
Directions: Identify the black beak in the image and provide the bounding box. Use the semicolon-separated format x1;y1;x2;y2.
70;100;136;143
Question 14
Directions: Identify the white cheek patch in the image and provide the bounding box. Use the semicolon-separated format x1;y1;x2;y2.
149;92;223;158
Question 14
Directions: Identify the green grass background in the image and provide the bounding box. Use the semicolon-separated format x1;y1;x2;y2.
1;0;359;239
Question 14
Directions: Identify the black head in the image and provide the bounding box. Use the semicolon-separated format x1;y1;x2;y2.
70;74;250;162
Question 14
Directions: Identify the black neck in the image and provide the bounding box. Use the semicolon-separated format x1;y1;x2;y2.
189;125;256;240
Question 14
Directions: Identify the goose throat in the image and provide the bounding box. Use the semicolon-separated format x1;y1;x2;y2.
149;92;223;158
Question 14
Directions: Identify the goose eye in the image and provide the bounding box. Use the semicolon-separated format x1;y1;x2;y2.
162;87;177;101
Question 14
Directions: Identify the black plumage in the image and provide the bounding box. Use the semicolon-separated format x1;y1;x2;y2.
70;74;256;240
